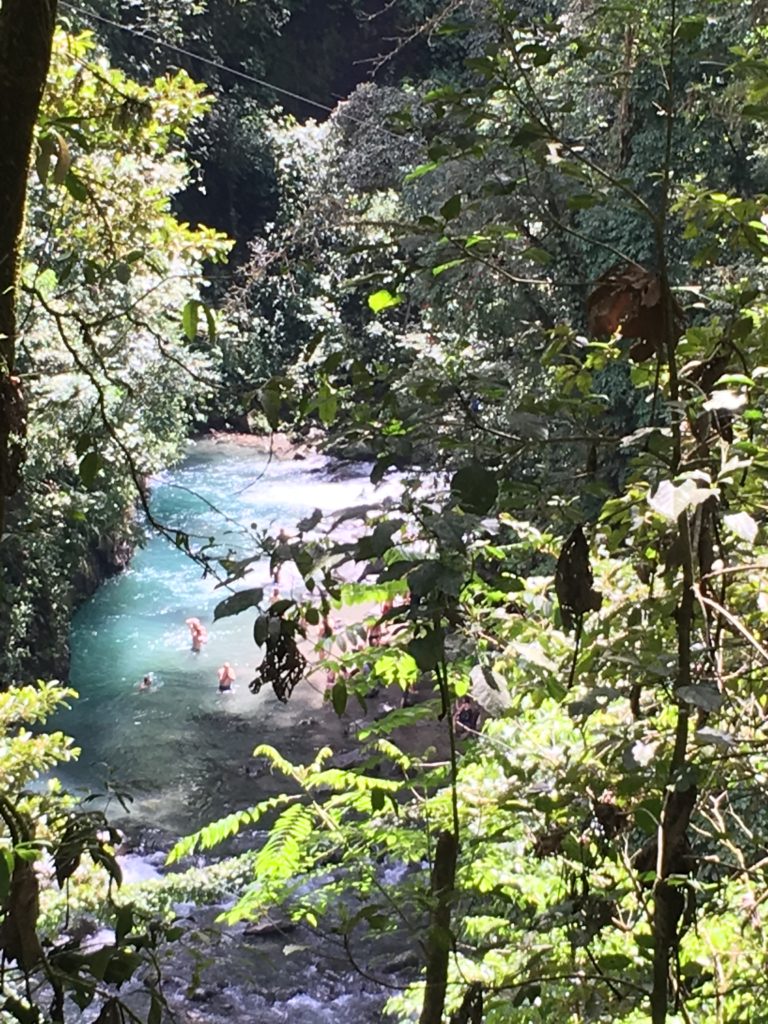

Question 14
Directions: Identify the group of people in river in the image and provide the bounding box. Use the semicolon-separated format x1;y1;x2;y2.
186;617;236;693
137;543;482;734
137;616;234;694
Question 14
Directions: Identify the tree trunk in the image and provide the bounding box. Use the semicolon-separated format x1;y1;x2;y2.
419;829;458;1024
0;0;58;534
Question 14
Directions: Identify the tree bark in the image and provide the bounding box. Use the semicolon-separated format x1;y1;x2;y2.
419;829;458;1024
0;0;57;534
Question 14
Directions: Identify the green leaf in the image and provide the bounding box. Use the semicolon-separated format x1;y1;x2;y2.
270;599;295;616
214;588;264;621
51;132;72;185
79;451;102;489
432;258;465;276
440;194;462;221
370;788;386;812
317;383;338;426
567;193;600;210
182;299;199;342
368;289;402;314
259;380;282;430
715;372;753;386
354;520;404;560
520;246;552;265
203;303;217;342
404;161;438;182
450;464;498;514
64;170;88;202
114;262;131;284
407;629;444;671
0;849;12;904
357;702;436;739
148;994;163;1024
2;996;41;1024
114;905;134;943
103;950;144;986
254;615;269;646
331;680;347;716
677;14;706;41
634;798;662;835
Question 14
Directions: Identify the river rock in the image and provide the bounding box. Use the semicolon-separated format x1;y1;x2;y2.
243;916;296;938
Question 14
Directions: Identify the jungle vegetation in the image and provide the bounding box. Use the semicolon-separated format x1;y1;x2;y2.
2;1;768;1022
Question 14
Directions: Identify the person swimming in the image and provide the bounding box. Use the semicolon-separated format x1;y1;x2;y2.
217;662;235;693
138;673;153;692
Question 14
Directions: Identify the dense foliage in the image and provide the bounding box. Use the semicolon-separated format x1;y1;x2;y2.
3;0;768;1022
174;2;768;1023
0;28;230;682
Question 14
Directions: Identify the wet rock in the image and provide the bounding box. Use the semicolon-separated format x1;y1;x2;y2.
189;987;219;1003
380;950;421;974
243;916;296;938
328;749;366;770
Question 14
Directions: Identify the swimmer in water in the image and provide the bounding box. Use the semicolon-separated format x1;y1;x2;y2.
139;674;152;691
217;662;235;693
186;617;208;652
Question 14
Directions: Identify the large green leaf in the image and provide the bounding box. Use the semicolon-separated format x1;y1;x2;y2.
182;299;199;342
214;588;264;621
407;629;444;671
450;464;498;514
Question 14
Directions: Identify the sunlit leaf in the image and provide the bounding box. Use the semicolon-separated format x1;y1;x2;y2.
703;390;747;413
182;299;199;342
368;289;402;314
723;511;758;545
648;479;716;521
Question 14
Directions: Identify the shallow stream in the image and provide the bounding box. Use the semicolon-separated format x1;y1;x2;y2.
53;439;418;1022
55;437;388;833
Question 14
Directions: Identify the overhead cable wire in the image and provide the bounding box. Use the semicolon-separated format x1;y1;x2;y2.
58;0;420;146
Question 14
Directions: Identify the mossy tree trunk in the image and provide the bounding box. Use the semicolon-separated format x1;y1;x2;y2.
0;0;57;535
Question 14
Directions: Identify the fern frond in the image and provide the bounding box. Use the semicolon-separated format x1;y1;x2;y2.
357;701;437;740
374;738;415;771
252;743;302;778
253;803;316;883
166;793;298;864
308;769;400;795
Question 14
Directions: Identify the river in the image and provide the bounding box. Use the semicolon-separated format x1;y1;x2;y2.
52;438;420;1023
55;437;390;832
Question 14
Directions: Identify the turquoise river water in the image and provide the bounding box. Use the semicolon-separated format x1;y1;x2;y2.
54;438;386;833
50;439;418;1024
